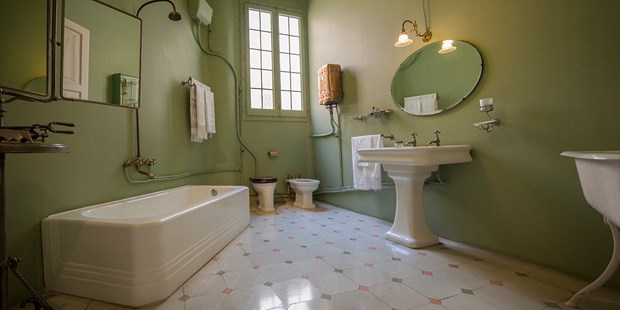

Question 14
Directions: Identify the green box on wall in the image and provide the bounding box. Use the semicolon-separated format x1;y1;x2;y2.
112;73;139;107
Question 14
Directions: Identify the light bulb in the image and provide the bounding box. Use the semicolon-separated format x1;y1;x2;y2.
438;40;457;54
394;31;413;47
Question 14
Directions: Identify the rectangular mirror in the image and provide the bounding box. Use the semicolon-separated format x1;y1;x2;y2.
0;0;53;101
62;0;142;108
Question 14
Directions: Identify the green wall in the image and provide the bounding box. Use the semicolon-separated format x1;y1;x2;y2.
3;0;312;305
308;0;620;287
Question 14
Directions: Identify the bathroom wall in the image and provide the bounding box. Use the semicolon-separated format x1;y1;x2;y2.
308;0;620;287
1;0;284;305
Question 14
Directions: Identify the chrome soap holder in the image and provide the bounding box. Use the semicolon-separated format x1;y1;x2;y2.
351;107;393;121
474;98;500;133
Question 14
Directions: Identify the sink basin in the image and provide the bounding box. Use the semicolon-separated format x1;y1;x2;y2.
357;145;472;166
562;151;620;226
562;151;620;307
357;145;472;248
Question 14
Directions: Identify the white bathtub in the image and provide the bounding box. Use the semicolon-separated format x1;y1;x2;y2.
41;185;249;307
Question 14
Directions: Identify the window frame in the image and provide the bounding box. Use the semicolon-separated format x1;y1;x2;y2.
241;2;308;121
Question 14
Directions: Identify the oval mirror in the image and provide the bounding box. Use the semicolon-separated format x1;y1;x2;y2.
61;0;142;108
0;0;52;101
391;40;483;116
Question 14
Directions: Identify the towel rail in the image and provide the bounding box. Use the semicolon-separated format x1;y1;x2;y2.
181;77;195;87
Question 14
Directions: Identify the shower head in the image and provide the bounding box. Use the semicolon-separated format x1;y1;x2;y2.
137;0;182;21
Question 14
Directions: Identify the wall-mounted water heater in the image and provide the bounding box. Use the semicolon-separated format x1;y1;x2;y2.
188;0;213;25
318;64;343;106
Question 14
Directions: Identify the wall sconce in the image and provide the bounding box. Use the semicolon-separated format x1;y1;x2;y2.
474;98;500;133
394;20;432;47
438;40;457;54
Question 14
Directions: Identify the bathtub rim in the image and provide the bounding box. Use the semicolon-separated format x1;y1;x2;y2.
43;185;248;224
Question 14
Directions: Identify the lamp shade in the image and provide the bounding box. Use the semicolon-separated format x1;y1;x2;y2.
394;31;413;47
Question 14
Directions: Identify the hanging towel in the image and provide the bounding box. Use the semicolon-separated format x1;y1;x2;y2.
205;88;216;138
404;93;438;115
189;78;215;142
351;135;383;190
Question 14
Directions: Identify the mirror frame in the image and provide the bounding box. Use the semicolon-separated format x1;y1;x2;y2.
0;0;56;102
391;40;484;116
59;0;142;109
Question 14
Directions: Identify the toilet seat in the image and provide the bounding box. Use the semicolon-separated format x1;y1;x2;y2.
249;176;278;183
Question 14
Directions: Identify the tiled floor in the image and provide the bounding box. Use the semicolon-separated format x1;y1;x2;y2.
42;201;620;310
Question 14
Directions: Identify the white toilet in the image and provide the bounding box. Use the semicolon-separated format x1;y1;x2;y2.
287;178;320;209
249;177;278;212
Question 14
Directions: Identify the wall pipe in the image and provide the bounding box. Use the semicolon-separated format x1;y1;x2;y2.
124;166;241;184
193;21;258;177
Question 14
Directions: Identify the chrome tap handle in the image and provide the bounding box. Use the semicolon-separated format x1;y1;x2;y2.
406;132;417;146
428;130;441;146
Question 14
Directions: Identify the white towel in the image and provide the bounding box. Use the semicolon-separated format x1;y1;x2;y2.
189;78;215;142
404;97;421;114
205;88;216;138
351;135;383;190
404;93;438;115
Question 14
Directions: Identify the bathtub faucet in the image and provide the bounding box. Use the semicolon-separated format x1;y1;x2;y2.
123;156;156;179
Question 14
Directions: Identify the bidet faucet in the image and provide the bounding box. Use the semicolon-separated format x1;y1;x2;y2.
428;130;441;146
405;132;418;147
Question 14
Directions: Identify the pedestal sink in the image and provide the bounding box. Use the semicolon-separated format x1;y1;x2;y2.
358;145;472;248
562;151;620;307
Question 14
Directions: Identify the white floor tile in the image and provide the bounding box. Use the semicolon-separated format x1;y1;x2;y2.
309;272;359;295
374;260;422;279
271;278;322;305
183;273;227;297
223;268;267;290
441;293;499;310
502;274;572;303
291;258;335;277
475;285;547;310
184;293;235;310
370;281;428;309
322;253;364;269
342;266;393;287
403;274;462;299
258;262;303;283
287;298;337;310
330;290;392;310
231;285;282;310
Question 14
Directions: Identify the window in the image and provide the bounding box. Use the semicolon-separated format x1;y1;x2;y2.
245;5;306;118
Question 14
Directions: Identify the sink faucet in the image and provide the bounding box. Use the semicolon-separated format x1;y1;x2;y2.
428;130;441;146
405;132;417;146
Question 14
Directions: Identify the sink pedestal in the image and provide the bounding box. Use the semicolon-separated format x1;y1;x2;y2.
357;145;473;249
383;164;439;248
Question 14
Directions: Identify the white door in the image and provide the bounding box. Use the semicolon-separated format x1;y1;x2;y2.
62;18;89;100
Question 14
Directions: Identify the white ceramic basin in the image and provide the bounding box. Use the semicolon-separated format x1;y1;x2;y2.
357;145;472;166
357;145;472;248
561;151;620;227
562;151;620;307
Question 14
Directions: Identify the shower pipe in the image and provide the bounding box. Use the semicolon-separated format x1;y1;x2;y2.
125;3;250;183
193;21;259;177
